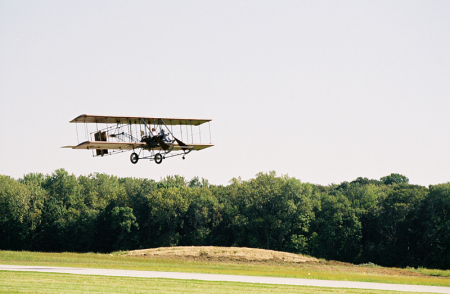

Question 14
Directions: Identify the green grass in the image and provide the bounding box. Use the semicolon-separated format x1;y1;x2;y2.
0;271;422;294
0;250;449;287
407;267;450;278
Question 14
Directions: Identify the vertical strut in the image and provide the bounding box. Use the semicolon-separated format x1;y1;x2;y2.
209;121;211;144
190;121;193;144
76;123;79;144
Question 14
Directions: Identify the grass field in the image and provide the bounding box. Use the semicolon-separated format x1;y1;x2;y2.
1;249;449;288
0;271;424;294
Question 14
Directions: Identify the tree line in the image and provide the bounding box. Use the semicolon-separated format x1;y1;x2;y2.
1;169;449;269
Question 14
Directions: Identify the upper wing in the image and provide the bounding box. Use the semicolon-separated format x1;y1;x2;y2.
70;114;211;126
69;141;214;151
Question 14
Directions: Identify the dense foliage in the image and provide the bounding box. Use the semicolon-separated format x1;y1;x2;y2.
1;169;449;269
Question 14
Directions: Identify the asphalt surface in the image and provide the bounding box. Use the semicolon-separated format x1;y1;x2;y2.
1;264;449;293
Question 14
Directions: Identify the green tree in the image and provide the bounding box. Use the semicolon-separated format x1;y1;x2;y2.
96;203;139;252
78;173;127;210
121;177;157;249
33;197;68;251
333;179;388;263
188;176;209;188
19;173;47;249
183;188;223;245
146;187;191;247
43;169;82;209
157;175;186;189
310;193;362;262
230;172;315;251
372;183;427;267
0;176;31;250
381;173;409;185
67;208;99;252
207;183;242;247
278;178;317;253
415;183;450;269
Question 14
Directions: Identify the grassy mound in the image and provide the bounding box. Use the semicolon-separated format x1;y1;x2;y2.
128;246;315;263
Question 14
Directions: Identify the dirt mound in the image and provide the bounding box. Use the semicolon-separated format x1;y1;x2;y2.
127;246;319;263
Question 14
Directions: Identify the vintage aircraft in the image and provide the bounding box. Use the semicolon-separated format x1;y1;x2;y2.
63;114;213;164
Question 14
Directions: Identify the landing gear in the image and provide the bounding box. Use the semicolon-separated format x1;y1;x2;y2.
154;153;163;164
130;152;139;164
182;155;185;160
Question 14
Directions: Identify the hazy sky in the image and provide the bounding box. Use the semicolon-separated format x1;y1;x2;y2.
1;1;449;186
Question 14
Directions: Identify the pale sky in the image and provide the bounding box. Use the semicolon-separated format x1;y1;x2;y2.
1;1;449;186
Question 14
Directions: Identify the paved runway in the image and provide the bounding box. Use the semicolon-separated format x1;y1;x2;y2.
1;264;449;293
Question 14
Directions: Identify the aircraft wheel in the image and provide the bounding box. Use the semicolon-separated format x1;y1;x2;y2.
154;153;163;164
130;152;139;164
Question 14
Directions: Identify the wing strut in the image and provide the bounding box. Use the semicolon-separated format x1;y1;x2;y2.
139;118;151;132
158;118;176;138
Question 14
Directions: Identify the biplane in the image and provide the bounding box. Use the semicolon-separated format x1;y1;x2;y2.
63;114;213;164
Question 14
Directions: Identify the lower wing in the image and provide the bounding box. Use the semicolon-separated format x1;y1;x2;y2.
65;141;213;151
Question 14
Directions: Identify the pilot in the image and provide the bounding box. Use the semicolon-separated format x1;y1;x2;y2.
159;129;169;142
150;128;158;138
